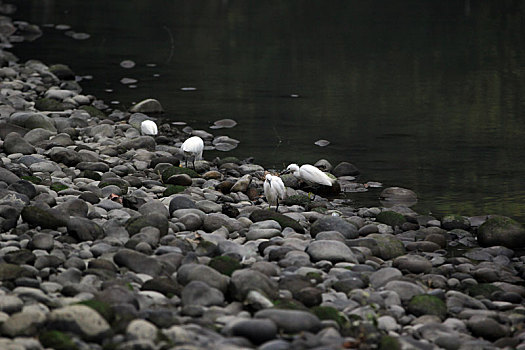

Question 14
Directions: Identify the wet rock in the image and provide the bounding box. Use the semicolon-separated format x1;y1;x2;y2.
255;309;321;334
477;216;525;248
3;132;36;155
393;254;432;274
230;269;279;301
467;315;509;341
407;294;447;320
21;206;68;229
332;161;360;176
380;187;417;207
67;217;103;241
126;319;158;341
1;310;46;337
224;318;277;344
306;240;358;263
369;267;402;289
113;249;163;276
177;263;229;293
310;216;358;239
181;280;224;307
129;98;164;113
384;280;426;302
48;304;111;341
360;234;406;260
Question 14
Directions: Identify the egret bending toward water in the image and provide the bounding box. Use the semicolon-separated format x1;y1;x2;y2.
181;136;204;169
264;173;286;211
141;120;158;136
285;163;333;186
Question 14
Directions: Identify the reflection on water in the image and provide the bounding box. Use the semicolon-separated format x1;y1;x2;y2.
11;0;525;221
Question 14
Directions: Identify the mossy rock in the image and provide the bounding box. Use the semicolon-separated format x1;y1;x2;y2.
99;178;129;195
80;170;102;181
21;205;68;229
80;105;107;119
195;240;218;257
465;283;502;299
249;209;305;234
441;214;470;230
39;330;78;350
272;298;308;311
477;215;525;248
0;263;33;281
365;234;406;260
76;300;114;323
21;175;42;184
162;166;200;181
407;294;447;320
208;255;242;276
125;213;168;236
35;98;66;111
376;211;406;227
49;63;75;80
50;182;69;192
379;336;401;350
163;184;187;196
283;194;311;207
311;306;348;329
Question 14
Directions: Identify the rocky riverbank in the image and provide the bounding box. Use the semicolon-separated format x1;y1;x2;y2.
1;9;525;350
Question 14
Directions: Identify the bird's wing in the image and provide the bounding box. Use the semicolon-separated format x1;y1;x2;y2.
301;164;333;186
273;176;286;199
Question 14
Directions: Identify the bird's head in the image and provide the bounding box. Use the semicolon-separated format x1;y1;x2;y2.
282;163;299;175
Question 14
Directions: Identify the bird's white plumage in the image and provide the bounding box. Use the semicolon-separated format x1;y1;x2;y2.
264;174;286;209
141;120;158;135
181;136;204;161
286;163;333;186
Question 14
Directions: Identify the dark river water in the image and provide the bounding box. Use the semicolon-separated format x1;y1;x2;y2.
10;0;525;222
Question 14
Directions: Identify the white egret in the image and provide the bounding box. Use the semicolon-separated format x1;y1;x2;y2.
140;120;158;136
264;173;286;211
285;163;333;186
181;136;204;169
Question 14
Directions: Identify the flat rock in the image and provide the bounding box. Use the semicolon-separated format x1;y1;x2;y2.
306;240;358;263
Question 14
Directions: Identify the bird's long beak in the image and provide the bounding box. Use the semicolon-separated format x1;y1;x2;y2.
280;169;290;175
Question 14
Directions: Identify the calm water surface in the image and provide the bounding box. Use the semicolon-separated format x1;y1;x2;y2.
11;1;525;221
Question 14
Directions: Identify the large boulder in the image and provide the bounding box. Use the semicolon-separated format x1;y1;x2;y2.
477;216;525;248
310;216;358;239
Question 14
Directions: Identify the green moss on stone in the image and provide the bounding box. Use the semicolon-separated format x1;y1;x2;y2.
273;298;308;311
379;336;401;350
76;300;114;323
39;330;78;350
50;182;68;192
163;184;187;196
311;306;348;329
407;294;447;320
35;98;66;111
162;166;200;182
21;175;42;184
208;255;242;276
376;211;406;227
98;178;129;195
465;283;502;299
283;195;311;207
80;105;107;119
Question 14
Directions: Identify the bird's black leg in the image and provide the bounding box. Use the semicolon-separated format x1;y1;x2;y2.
192;158;196;170
275;199;279;212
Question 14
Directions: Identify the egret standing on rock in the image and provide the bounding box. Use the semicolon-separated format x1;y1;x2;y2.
285;163;333;186
181;136;204;169
140;120;158;136
264;173;286;211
